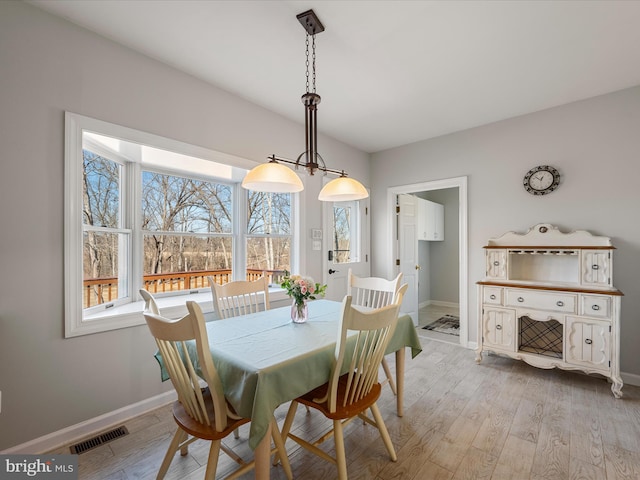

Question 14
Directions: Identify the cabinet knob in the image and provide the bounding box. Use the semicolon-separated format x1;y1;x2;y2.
585;338;593;345
493;261;500;266
496;324;502;330
556;301;564;307
592;264;599;270
489;294;496;300
517;297;524;303
592;305;600;311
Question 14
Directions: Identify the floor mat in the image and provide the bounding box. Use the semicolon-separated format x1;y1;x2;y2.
422;314;460;336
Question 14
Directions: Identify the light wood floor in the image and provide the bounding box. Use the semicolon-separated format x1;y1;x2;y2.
50;337;640;480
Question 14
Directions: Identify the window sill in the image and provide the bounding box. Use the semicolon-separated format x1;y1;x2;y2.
80;287;290;331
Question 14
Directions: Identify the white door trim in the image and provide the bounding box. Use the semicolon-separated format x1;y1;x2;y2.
387;176;469;348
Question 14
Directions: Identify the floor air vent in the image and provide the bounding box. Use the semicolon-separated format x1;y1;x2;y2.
70;426;129;454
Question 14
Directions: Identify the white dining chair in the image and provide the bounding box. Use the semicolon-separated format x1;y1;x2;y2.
347;269;403;394
139;288;160;315
279;285;407;479
207;276;270;319
143;301;292;480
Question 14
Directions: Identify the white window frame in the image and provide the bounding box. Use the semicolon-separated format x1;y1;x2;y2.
65;112;297;337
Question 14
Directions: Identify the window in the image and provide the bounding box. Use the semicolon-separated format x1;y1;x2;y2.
141;170;234;293
330;201;360;264
65;113;296;337
246;192;291;282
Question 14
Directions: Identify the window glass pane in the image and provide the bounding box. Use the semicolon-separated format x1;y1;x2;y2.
83;231;129;308
246;237;290;284
83;150;120;228
332;202;359;264
142;171;232;234
248;192;291;235
143;234;232;292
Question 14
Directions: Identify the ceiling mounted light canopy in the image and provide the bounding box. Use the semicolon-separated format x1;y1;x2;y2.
241;9;368;202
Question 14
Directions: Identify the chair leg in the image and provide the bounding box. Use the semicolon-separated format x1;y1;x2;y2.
178;428;189;456
370;403;397;461
273;401;299;466
281;401;299;444
157;427;185;479
203;440;221;480
270;417;293;480
381;358;397;395
333;419;348;480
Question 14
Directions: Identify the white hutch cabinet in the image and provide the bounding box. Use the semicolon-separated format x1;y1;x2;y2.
476;224;624;398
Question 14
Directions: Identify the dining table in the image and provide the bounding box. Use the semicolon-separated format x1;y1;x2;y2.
157;298;422;479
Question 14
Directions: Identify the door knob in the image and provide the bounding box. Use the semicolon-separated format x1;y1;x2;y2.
328;269;338;274
415;265;421;270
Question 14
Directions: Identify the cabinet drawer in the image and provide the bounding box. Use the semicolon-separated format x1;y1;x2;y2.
505;289;576;313
580;295;611;318
483;287;503;305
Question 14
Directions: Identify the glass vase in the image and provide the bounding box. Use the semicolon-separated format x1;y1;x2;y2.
291;299;308;323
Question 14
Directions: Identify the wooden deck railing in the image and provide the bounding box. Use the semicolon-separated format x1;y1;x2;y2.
83;269;287;309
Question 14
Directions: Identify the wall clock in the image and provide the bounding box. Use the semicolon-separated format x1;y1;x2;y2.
523;165;560;195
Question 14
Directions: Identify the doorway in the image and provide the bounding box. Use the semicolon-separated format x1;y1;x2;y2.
387;177;468;347
322;194;370;302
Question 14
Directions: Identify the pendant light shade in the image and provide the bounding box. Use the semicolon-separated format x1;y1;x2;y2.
318;175;369;202
241;160;303;193
241;9;368;202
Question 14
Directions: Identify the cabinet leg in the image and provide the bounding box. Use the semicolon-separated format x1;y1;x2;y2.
611;376;623;399
475;349;483;364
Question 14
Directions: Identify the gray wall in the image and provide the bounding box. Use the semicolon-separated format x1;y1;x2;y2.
371;85;640;379
0;2;369;450
417;188;460;305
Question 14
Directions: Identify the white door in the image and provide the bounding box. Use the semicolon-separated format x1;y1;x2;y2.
398;194;419;325
323;197;370;301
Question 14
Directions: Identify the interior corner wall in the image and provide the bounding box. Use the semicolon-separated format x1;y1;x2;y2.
0;1;369;451
370;84;640;379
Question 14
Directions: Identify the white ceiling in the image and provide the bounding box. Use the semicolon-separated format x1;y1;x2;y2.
29;0;640;153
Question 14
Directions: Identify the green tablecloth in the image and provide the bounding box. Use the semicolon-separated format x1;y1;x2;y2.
156;299;422;450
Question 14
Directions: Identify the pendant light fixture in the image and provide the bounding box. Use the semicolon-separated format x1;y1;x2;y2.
241;9;369;202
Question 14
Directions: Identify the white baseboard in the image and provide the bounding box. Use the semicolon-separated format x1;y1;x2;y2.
621;371;640;387
2;390;177;454
465;341;478;351
419;300;460;310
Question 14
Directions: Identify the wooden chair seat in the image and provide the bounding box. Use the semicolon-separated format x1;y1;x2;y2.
171;388;250;441
295;375;382;421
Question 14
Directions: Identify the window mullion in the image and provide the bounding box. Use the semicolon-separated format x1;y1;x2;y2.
235;183;247;281
129;161;143;299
